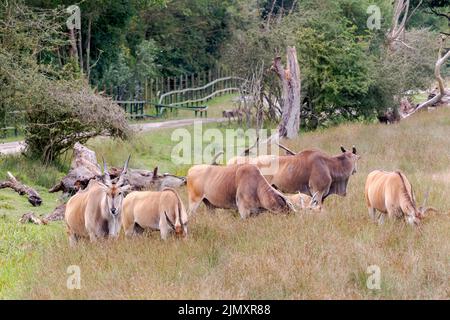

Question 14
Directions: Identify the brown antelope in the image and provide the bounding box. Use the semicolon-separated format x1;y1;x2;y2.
365;170;434;226
65;157;131;245
122;187;188;239
228;146;360;206
187;164;295;219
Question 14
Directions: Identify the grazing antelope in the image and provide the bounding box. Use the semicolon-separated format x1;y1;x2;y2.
228;146;361;206
65;157;131;245
364;170;434;226
122;187;188;239
187;164;295;219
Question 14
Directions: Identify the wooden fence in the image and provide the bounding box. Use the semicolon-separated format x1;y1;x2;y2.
102;65;241;103
105;66;244;118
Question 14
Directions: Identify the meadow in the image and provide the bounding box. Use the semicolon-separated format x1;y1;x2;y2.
0;106;449;299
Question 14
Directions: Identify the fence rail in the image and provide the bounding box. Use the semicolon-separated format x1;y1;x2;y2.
158;76;243;106
110;68;244;118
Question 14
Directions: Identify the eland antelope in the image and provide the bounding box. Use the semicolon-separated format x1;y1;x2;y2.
122;187;188;239
65;156;131;245
228;146;360;206
187;164;295;219
365;170;434;226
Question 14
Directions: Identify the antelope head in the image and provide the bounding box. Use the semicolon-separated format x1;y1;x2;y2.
341;145;360;175
101;155;131;219
415;190;438;222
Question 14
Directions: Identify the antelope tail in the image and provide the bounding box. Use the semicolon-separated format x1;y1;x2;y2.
162;187;186;227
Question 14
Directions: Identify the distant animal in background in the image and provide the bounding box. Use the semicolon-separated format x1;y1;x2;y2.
364;170;435;226
222;109;243;124
122;187;188;239
378;109;400;124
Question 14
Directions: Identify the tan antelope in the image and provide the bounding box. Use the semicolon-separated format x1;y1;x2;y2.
364;170;434;226
228;146;360;206
286;192;321;212
122;187;188;239
65;157;131;245
187;164;295;219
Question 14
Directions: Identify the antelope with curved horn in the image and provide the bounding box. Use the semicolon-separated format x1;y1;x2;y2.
228;145;360;206
65;156;131;245
364;170;435;226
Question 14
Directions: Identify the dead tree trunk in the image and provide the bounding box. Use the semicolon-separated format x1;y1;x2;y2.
0;172;42;206
404;36;450;118
387;0;410;50
271;46;301;139
68;28;79;61
86;16;92;80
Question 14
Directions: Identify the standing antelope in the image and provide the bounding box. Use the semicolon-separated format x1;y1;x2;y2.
122;187;188;239
228;146;361;206
364;170;433;226
65;156;131;245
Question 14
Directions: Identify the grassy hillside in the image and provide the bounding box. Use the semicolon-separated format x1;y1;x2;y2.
1;107;449;299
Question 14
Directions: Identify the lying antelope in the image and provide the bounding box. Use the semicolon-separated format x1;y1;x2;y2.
122;187;188;239
365;170;434;226
286;192;321;212
187;164;295;219
65;157;131;245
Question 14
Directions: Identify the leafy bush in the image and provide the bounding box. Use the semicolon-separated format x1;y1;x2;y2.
0;1;130;163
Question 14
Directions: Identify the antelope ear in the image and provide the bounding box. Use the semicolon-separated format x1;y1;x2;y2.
352;146;357;154
152;166;159;179
340;146;346;153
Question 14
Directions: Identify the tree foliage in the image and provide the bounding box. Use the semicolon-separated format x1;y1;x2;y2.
1;1;129;163
223;0;443;129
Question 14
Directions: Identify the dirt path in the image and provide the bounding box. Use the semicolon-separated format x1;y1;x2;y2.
0;117;228;155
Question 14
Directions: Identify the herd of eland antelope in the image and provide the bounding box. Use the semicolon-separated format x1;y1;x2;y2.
64;144;438;245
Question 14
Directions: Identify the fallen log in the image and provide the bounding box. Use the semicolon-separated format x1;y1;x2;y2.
109;166;186;191
50;143;186;195
0;172;42;206
19;212;48;225
49;142;102;195
45;203;66;222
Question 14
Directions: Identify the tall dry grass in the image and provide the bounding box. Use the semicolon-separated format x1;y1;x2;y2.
9;108;450;299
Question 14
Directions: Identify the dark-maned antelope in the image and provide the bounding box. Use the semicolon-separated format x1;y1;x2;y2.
122;187;188;239
365;170;434;226
65;157;131;245
187;164;295;219
228;146;360;206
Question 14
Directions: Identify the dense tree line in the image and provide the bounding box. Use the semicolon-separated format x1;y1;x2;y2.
0;0;448;162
